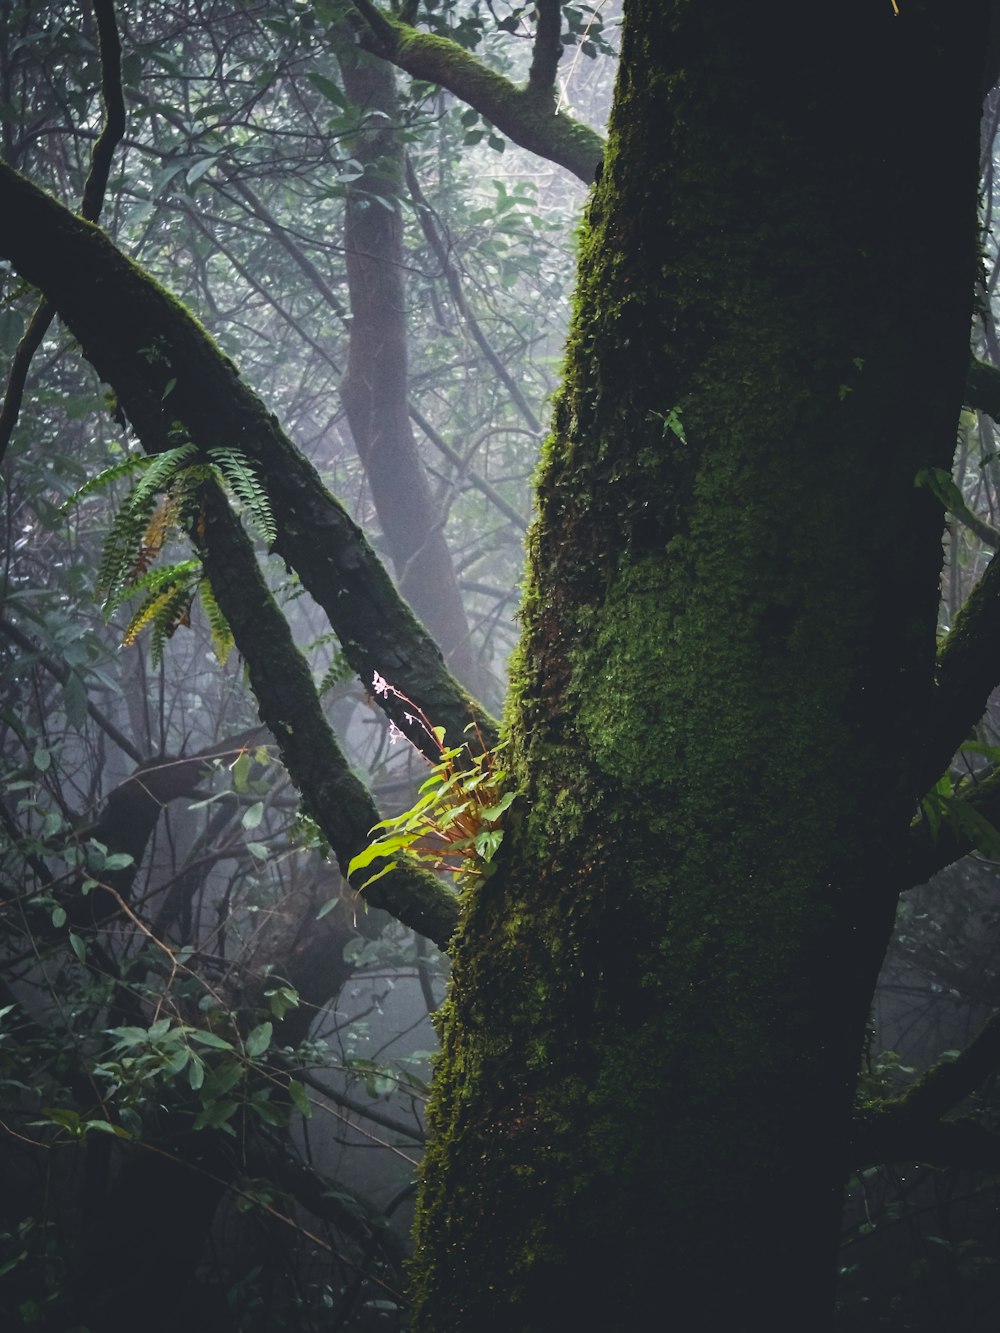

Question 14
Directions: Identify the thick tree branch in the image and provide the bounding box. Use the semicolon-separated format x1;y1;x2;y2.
966;355;1000;418
918;548;1000;795
0;162;496;759
194;483;460;947
896;1008;1000;1121
850;1106;1000;1171
348;0;604;183
851;1010;1000;1169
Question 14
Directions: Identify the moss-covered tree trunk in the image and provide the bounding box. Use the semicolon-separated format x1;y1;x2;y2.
410;4;994;1328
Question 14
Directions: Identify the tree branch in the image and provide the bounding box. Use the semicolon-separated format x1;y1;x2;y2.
965;355;1000;419
850;1106;1000;1171
194;482;459;947
917;548;1000;796
0;161;496;760
348;0;604;183
850;1009;1000;1169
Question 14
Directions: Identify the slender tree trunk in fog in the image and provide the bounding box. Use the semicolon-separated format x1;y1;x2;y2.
409;4;994;1327
337;44;481;691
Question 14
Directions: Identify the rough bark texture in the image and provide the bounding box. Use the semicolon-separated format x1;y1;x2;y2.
349;0;605;184
409;4;993;1329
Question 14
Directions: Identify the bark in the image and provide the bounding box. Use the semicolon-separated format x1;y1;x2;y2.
409;4;994;1329
348;0;605;184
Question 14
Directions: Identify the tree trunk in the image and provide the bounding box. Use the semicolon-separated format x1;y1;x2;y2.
337;44;482;692
409;4;993;1328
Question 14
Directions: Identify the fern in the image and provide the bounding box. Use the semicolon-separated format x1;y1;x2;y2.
198;577;234;666
127;442;197;515
208;447;276;545
120;563;201;650
96;504;155;606
318;649;351;697
306;632;351;696
60;451;152;514
95;445;199;606
148;580;197;668
108;558;201;614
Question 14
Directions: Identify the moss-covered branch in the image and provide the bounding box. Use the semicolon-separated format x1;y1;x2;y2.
348;0;604;183
850;1106;1000;1171
904;765;1000;886
918;549;1000;795
851;1009;1000;1169
964;355;1000;419
194;483;459;947
0;161;495;760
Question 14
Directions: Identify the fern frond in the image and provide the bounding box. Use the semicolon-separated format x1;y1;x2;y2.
208;447;276;545
121;586;180;648
96;505;153;607
318;648;351;696
107;559;201;614
126;442;197;517
60;452;152;514
198;577;234;666
148;581;197;667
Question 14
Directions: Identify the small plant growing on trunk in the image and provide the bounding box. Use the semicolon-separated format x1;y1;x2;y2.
348;673;514;891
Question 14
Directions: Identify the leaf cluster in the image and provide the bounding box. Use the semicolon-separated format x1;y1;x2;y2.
348;730;514;890
61;441;278;665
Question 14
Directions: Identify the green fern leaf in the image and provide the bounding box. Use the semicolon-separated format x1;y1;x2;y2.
208;447;276;545
96;506;152;607
318;648;351;696
106;559;202;613
148;581;197;667
198;577;234;666
60;452;152;514
127;442;197;517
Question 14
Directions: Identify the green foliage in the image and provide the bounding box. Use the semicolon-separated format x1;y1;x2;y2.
61;440;278;664
208;446;277;545
920;769;1000;859
348;723;513;890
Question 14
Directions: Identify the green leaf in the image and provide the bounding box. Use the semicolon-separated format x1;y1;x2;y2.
480;790;516;822
68;932;86;963
103;853;134;870
188;1029;234;1050
307;72;349;110
288;1078;312;1118
245;1022;272;1059
242;801;264;830
231;751;252;792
